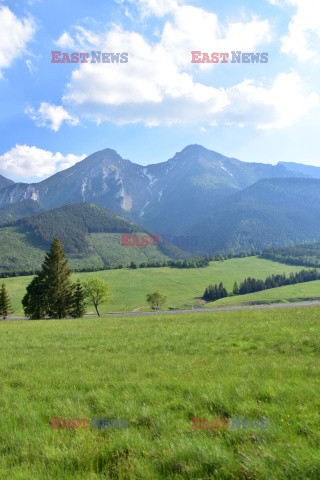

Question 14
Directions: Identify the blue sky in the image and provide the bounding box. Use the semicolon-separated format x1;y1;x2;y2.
0;0;319;182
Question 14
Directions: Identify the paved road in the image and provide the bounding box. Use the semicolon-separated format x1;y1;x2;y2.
7;300;320;321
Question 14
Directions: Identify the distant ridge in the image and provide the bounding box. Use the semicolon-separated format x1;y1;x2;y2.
0;145;320;253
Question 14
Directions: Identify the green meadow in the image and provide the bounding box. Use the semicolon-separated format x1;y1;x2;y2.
0;307;319;479
2;256;310;316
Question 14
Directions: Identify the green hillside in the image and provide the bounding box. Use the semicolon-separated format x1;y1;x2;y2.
0;199;44;225
4;256;308;316
0;202;187;271
0;307;319;479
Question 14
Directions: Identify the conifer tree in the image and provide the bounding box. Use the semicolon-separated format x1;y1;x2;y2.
0;283;13;320
218;282;228;298
41;238;73;318
22;274;47;319
213;284;219;300
71;280;87;318
22;238;73;319
233;281;239;295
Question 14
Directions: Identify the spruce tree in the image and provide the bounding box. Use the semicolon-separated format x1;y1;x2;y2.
22;274;47;319
233;281;239;295
71;280;86;318
213;284;219;301
0;283;13;320
218;282;228;298
41;238;73;318
23;238;73;319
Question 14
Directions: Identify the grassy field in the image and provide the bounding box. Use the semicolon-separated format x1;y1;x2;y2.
0;307;319;479
212;280;320;307
1;256;309;316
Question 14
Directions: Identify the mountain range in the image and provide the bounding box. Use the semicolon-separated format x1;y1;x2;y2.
0;144;320;255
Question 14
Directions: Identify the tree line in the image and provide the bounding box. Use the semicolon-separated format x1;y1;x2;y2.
203;268;320;302
262;243;320;269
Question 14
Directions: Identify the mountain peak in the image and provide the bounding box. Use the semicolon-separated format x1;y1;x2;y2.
180;144;210;155
83;148;121;163
172;145;230;165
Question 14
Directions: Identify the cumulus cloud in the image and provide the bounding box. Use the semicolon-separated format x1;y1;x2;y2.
160;5;272;69
61;22;316;129
35;0;316;130
220;72;319;129
25;102;79;131
0;6;36;78
271;0;320;61
0;145;86;181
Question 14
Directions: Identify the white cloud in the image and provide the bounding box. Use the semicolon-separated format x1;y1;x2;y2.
25;102;79;131
272;0;320;61
115;0;179;17
160;6;272;69
54;32;75;49
220;72;319;129
64;45;318;128
0;145;86;181
40;1;316;130
0;6;36;78
61;4;272;70
54;27;100;50
26;59;34;73
137;0;179;17
61;22;316;129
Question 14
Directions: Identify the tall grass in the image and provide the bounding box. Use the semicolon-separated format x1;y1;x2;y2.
0;307;319;479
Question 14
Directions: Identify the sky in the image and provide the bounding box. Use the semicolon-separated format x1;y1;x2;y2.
0;0;320;183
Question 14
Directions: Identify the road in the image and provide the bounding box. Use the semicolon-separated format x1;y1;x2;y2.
6;300;320;321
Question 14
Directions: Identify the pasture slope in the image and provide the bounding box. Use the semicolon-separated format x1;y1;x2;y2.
2;256;314;316
0;307;319;479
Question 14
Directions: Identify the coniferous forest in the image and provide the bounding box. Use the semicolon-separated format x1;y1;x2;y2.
203;268;320;302
262;243;320;268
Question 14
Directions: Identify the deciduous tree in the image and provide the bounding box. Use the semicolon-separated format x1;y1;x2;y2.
146;290;167;310
83;278;111;317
